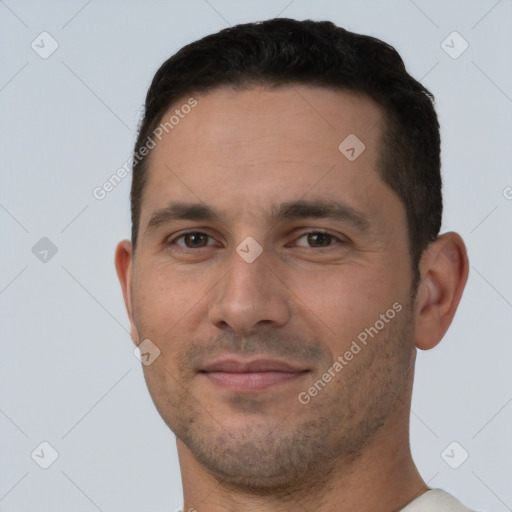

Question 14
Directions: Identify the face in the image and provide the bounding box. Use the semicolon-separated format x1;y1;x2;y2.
118;85;418;492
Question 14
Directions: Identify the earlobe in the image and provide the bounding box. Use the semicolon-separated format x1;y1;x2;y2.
114;240;139;345
414;232;469;351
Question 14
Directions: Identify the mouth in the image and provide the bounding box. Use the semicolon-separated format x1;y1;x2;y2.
199;358;310;392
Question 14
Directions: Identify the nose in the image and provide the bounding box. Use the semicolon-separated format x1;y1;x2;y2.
208;249;292;334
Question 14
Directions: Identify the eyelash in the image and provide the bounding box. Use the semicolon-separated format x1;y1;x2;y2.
165;230;347;250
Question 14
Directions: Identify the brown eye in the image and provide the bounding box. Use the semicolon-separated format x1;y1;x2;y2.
306;232;332;247
173;232;212;248
294;231;343;248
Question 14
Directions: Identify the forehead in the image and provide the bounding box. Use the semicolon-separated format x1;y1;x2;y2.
159;84;383;162
139;84;400;232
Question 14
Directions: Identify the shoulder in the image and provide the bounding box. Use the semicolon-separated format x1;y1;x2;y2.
400;489;479;512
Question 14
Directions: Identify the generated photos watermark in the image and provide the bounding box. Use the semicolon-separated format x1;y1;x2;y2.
92;97;198;201
298;301;403;405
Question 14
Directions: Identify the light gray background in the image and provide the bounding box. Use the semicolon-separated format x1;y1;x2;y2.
1;1;511;511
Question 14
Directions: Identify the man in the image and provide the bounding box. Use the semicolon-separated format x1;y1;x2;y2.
115;18;473;511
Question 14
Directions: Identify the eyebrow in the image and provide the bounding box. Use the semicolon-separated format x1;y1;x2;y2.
145;199;374;234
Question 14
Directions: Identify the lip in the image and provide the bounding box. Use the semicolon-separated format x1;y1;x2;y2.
201;358;308;373
200;358;310;392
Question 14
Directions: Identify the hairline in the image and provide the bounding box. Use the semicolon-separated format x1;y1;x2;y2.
132;81;421;288
134;82;398;237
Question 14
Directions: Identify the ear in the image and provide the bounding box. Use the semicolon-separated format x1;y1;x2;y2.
115;239;140;346
413;232;469;350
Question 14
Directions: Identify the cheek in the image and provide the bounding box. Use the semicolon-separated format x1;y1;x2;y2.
288;261;407;350
132;262;213;343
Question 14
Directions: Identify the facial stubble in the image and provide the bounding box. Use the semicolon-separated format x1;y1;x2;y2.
139;298;416;497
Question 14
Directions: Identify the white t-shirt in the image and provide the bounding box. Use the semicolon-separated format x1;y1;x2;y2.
400;489;476;511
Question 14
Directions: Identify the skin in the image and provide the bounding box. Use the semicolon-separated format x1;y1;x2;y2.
115;84;469;511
